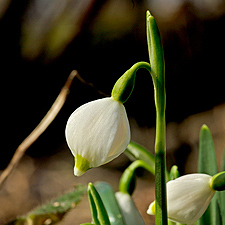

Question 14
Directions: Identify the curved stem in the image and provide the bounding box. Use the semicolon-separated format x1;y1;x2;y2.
129;61;154;83
119;160;154;195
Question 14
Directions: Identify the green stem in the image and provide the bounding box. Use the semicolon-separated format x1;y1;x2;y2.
112;10;167;224
155;112;166;225
146;10;167;225
119;160;154;195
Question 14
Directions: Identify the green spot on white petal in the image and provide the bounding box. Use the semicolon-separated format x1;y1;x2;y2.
74;154;90;176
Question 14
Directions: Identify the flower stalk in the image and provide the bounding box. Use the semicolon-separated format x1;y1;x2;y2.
119;160;155;195
146;10;167;225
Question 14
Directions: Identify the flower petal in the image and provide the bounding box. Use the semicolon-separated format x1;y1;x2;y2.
65;97;130;173
147;174;216;224
167;174;215;224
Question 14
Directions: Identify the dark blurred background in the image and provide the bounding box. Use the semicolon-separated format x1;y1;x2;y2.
1;0;225;166
1;0;225;224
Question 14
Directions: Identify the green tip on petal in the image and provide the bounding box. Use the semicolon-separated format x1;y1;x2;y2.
74;154;90;176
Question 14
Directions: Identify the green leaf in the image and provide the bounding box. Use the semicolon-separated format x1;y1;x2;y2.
115;192;145;225
7;184;86;225
95;182;125;225
80;223;93;225
219;189;225;225
198;124;218;175
219;149;225;225
88;190;100;225
167;221;176;225
169;165;180;181
88;183;110;225
221;149;225;171
197;124;220;225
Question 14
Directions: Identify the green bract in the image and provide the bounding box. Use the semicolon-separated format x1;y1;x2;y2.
111;62;151;103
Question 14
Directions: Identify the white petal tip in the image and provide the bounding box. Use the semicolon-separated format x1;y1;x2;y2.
74;166;85;176
147;201;155;215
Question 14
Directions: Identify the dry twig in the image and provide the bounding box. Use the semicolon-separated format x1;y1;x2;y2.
0;70;78;189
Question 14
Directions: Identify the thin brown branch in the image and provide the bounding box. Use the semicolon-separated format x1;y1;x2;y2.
75;73;109;97
0;70;78;189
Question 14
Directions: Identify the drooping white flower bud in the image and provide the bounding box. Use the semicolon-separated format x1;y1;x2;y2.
115;192;146;225
65;97;130;176
147;173;216;224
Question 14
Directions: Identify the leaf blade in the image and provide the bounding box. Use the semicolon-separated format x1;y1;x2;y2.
95;182;125;225
197;125;220;225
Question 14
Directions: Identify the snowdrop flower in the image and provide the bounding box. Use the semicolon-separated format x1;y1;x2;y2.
65;97;130;176
147;173;215;224
116;192;145;225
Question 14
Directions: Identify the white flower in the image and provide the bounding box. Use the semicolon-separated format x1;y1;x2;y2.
147;173;216;224
115;192;145;225
65;97;130;176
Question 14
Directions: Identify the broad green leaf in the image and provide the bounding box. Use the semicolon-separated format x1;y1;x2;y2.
197;124;220;225
95;182;125;225
7;184;86;225
115;192;145;225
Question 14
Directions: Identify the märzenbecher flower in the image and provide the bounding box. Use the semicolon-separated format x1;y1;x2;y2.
65;97;130;176
147;173;215;224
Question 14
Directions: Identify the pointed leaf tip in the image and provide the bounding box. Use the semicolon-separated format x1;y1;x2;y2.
201;124;209;131
146;10;151;17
